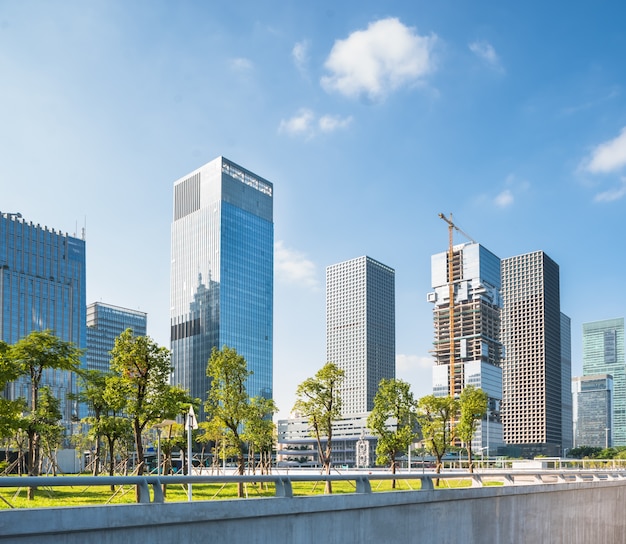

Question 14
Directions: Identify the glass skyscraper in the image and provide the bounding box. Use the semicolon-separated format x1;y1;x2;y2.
428;242;503;454
582;318;625;445
170;157;273;416
86;302;147;374
572;374;613;448
0;211;86;428
326;256;395;415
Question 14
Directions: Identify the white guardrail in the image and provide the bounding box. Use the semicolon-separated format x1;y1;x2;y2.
1;469;625;505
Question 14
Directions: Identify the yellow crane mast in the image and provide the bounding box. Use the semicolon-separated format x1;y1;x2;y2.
438;213;475;398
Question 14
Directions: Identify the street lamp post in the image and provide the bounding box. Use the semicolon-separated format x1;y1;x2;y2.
185;406;198;502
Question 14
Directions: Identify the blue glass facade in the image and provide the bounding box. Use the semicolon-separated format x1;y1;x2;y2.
582;318;625;445
86;302;147;374
0;211;86;427
572;374;613;448
170;157;273;416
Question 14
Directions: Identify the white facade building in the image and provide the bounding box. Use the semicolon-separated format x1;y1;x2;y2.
326;256;395;415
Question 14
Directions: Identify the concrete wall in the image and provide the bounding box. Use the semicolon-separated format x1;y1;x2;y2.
1;480;625;543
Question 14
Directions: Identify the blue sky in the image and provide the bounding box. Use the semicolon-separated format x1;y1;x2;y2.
2;1;626;419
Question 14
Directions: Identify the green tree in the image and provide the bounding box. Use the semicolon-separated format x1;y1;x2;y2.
5;330;83;497
196;419;238;472
73;370;110;475
107;329;179;474
567;446;602;459
367;378;419;486
456;386;488;473
417;394;459;474
0;340;23;440
34;386;64;476
243;396;277;475
205;346;253;497
293;362;345;493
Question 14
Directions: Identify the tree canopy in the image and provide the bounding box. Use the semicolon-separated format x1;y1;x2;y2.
108;329;193;474
293;362;344;493
367;378;419;482
2;330;83;497
417;394;459;474
456;386;488;472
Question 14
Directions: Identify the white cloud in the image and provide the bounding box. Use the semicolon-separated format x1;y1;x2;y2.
469;40;502;71
397;353;432;372
321;17;437;101
279;109;352;138
494;189;514;208
485;175;529;209
584;127;626;174
318;114;353;132
230;57;253;72
275;241;319;288
292;40;310;73
594;178;626;202
278;109;315;136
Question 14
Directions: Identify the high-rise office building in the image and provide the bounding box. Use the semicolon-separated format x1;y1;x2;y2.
582;318;625;445
428;242;503;454
86;302;147;374
572;374;613;449
0;211;86;428
561;313;573;452
326;256;395;415
170;157;273;416
501;250;568;456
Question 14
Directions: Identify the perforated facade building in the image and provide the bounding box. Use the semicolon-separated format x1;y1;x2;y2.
326;256;395;415
501;250;570;456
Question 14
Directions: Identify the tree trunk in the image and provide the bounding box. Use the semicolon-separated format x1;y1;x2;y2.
93;437;101;476
324;446;332;494
27;430;40;500
133;420;144;475
107;436;116;491
237;447;245;497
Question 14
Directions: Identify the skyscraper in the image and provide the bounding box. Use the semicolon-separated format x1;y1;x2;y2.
561;313;573;452
170;157;273;415
582;318;625;445
501;250;568;456
428;242;503;453
0;211;86;428
86;302;147;374
326;256;395;415
572;374;613;449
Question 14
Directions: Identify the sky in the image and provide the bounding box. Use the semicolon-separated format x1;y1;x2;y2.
1;1;626;420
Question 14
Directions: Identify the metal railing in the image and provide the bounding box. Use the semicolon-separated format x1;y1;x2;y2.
2;469;626;505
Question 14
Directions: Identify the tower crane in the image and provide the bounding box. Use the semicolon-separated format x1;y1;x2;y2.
438;213;475;398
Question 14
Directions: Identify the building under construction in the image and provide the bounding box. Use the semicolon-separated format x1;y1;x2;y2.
427;224;504;454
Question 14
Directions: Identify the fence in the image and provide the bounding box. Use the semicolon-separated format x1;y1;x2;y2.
1;468;625;504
